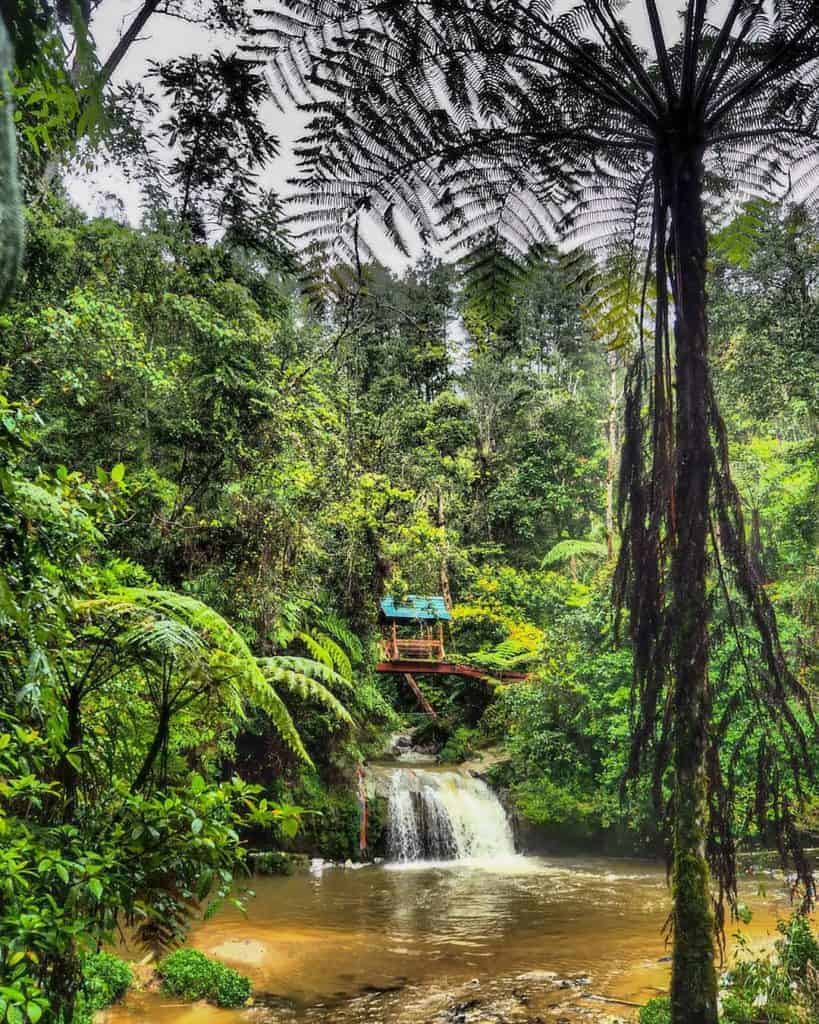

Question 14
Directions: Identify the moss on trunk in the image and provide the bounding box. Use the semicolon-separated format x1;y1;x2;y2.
666;144;719;1024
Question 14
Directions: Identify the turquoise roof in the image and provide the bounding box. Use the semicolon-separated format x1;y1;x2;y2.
380;595;452;621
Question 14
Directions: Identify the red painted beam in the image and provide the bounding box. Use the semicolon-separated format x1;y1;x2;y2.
374;660;529;682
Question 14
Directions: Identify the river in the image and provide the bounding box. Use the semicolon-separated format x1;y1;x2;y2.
105;768;806;1024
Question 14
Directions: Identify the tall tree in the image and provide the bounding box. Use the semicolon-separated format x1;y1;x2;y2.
252;4;819;1022
0;17;22;301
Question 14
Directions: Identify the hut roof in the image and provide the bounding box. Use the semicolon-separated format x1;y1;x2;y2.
379;595;452;622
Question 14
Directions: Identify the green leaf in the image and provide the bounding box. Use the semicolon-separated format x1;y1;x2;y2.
110;462;125;483
25;1003;43;1023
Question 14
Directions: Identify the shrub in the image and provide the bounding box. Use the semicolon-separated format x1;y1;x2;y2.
252;850;294;875
638;995;670;1024
285;774;385;860
511;776;602;840
71;952;134;1024
439;726;476;763
82;952;133;1011
157;949;251;1008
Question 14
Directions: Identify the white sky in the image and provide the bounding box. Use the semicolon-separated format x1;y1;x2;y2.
69;1;719;267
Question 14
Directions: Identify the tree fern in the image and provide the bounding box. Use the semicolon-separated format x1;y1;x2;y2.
82;589;310;763
542;539;608;569
251;5;819;1018
265;655;355;694
314;611;363;664
464;640;541;672
297;631;352;680
296;630;334;671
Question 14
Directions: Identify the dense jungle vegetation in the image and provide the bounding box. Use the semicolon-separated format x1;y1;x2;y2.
1;3;818;1024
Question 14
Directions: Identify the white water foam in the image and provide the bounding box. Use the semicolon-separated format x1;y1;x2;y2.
385;768;516;864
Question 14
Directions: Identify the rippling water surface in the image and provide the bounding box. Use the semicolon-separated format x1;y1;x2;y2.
106;854;799;1024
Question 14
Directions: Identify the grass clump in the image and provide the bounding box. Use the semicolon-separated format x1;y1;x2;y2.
157;949;251;1008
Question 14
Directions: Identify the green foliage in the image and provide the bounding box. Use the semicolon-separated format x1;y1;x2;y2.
541;539;608;570
4;33;819;1018
438;726;477;764
641;917;819;1024
639;996;670;1024
157;949;251;1008
79;952;132;1014
281;773;384;862
250;850;296;875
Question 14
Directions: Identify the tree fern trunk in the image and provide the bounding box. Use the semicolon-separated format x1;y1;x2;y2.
605;349;619;561
668;148;719;1024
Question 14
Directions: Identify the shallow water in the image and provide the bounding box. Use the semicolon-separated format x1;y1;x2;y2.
106;854;801;1023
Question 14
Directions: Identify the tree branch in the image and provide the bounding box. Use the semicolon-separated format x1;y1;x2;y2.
99;0;161;85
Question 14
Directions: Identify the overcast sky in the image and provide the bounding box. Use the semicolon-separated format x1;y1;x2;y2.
70;1;722;268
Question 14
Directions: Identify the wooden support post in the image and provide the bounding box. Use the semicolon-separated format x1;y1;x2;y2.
403;673;437;718
437;622;444;659
391;621;397;660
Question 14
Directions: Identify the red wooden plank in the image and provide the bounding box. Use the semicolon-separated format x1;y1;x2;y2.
374;660;529;682
403;673;438;717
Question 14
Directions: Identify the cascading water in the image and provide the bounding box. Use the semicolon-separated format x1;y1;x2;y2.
386;768;516;862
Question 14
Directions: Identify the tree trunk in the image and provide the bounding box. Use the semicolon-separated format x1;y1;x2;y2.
99;0;162;85
436;485;453;610
132;707;171;794
668;148;718;1024
59;683;83;822
605;349;619;560
749;507;768;584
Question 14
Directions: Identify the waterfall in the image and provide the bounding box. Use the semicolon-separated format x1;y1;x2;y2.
386;768;516;863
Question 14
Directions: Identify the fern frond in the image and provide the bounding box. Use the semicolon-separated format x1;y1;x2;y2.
542;539;609;568
257;658;354;726
315;612;364;664
265;655;355;694
296;630;334;670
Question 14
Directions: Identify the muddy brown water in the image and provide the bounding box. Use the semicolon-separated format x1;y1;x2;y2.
105;854;803;1024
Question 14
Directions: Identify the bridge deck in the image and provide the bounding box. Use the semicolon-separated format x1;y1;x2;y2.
375;659;529;682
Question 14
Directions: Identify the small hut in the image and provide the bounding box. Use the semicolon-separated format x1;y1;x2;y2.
379;595;451;663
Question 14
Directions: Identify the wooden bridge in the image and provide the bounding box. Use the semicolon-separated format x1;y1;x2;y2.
375;595;529;717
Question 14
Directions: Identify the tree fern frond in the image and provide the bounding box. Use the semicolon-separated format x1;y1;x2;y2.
296;630;334;669
542;538;609;568
265;655;354;694
315;611;363;664
257;658;354;725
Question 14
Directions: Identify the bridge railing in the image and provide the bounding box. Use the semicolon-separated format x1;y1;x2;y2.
382;637;445;662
